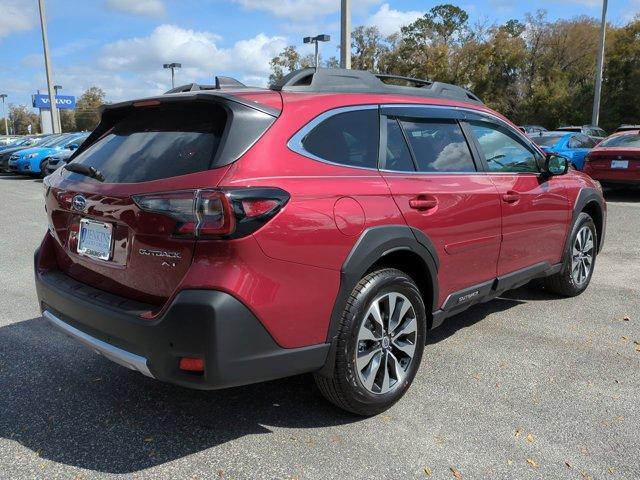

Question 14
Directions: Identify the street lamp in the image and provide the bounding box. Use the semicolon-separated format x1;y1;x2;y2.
0;94;8;136
303;35;331;68
37;0;60;133
54;85;62;132
591;0;608;127
340;0;351;69
163;62;182;89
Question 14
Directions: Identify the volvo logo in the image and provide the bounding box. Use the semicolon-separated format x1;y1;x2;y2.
72;194;87;212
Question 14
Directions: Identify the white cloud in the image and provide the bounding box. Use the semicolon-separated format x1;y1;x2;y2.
0;0;36;39
366;3;423;37
234;0;382;21
100;25;285;79
106;0;165;17
93;25;287;99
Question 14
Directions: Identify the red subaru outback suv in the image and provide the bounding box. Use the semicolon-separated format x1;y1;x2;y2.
35;69;606;415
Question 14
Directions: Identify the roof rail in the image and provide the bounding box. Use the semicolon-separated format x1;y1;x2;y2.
164;76;247;94
270;68;483;104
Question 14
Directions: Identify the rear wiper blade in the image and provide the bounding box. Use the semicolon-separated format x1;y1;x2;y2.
64;163;104;182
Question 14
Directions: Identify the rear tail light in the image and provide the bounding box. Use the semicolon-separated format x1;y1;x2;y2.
179;357;204;373
133;187;289;239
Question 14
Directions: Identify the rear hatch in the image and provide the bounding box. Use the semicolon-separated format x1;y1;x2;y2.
44;92;280;305
586;148;640;173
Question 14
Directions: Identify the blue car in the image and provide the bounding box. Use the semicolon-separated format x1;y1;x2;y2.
530;131;598;170
8;133;89;176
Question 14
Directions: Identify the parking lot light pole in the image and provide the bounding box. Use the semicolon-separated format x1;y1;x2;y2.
163;63;181;89
340;0;351;69
37;0;60;134
303;35;331;68
0;94;8;136
54;85;62;132
592;0;608;127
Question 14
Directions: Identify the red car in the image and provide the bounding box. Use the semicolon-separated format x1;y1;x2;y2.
584;129;640;187
35;69;606;415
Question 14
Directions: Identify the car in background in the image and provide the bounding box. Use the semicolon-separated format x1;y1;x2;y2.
615;124;640;133
520;125;547;135
8;133;88;177
0;134;62;173
45;148;76;175
583;129;640;188
0;136;20;147
557;125;607;141
530;131;597;170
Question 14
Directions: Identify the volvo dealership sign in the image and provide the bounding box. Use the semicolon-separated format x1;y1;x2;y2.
32;94;76;110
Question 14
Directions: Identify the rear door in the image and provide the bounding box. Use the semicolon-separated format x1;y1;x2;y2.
379;106;501;309
465;117;571;276
566;134;596;170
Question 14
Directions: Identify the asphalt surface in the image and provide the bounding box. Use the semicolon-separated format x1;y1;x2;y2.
0;173;638;480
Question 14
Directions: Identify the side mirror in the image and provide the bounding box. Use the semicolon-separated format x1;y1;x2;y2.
67;144;79;151
543;154;569;176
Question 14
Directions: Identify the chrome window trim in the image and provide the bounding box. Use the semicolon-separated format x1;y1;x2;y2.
380;103;544;155
287;104;380;172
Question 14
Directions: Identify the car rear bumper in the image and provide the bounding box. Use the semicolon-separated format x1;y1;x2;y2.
35;249;330;390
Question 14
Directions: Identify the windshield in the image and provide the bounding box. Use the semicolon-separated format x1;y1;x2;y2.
531;135;565;147
38;135;67;147
599;134;640;148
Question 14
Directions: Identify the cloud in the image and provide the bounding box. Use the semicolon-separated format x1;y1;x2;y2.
234;0;382;21
105;0;165;17
100;25;285;79
0;0;36;39
366;3;424;37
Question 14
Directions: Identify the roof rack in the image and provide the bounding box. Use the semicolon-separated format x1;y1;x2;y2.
270;68;483;104
164;76;247;94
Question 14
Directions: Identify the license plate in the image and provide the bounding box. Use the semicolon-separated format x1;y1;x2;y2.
611;160;629;169
77;219;113;261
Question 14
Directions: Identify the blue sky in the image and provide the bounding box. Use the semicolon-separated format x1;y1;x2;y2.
0;0;637;110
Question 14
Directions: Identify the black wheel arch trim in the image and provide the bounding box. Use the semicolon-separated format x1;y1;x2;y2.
568;188;606;254
318;225;439;377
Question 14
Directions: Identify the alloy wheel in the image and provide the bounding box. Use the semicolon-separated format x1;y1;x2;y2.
355;292;418;395
571;226;594;285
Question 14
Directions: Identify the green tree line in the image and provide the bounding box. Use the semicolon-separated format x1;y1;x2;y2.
270;5;640;132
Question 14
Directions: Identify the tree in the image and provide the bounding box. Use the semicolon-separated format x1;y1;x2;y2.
60;109;76;132
75;87;106;131
350;26;388;71
8;105;40;135
268;46;314;84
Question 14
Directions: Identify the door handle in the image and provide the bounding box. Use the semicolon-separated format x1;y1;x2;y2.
409;196;438;211
501;191;520;204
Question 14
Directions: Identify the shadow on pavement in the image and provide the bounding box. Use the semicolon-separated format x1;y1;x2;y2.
603;187;640;203
427;284;561;345
0;284;561;473
0;317;358;474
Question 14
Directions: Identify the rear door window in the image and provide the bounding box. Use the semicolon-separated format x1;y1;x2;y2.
384;118;415;172
300;109;379;169
68;103;227;183
398;119;476;172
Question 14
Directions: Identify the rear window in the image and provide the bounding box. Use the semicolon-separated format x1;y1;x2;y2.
69;103;226;183
531;134;564;147
599;134;640;148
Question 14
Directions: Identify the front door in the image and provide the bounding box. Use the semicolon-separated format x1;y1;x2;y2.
379;106;502;310
465;120;571;276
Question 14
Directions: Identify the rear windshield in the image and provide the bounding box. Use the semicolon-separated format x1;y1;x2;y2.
599;134;640;148
531;134;564;147
68;103;226;183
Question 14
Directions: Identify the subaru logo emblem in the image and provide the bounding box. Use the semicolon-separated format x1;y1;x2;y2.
72;194;87;212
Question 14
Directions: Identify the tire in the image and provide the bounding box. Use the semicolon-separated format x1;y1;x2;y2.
39;158;49;178
543;212;597;296
315;268;426;416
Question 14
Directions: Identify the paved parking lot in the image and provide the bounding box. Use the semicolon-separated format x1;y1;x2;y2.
0;174;638;480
